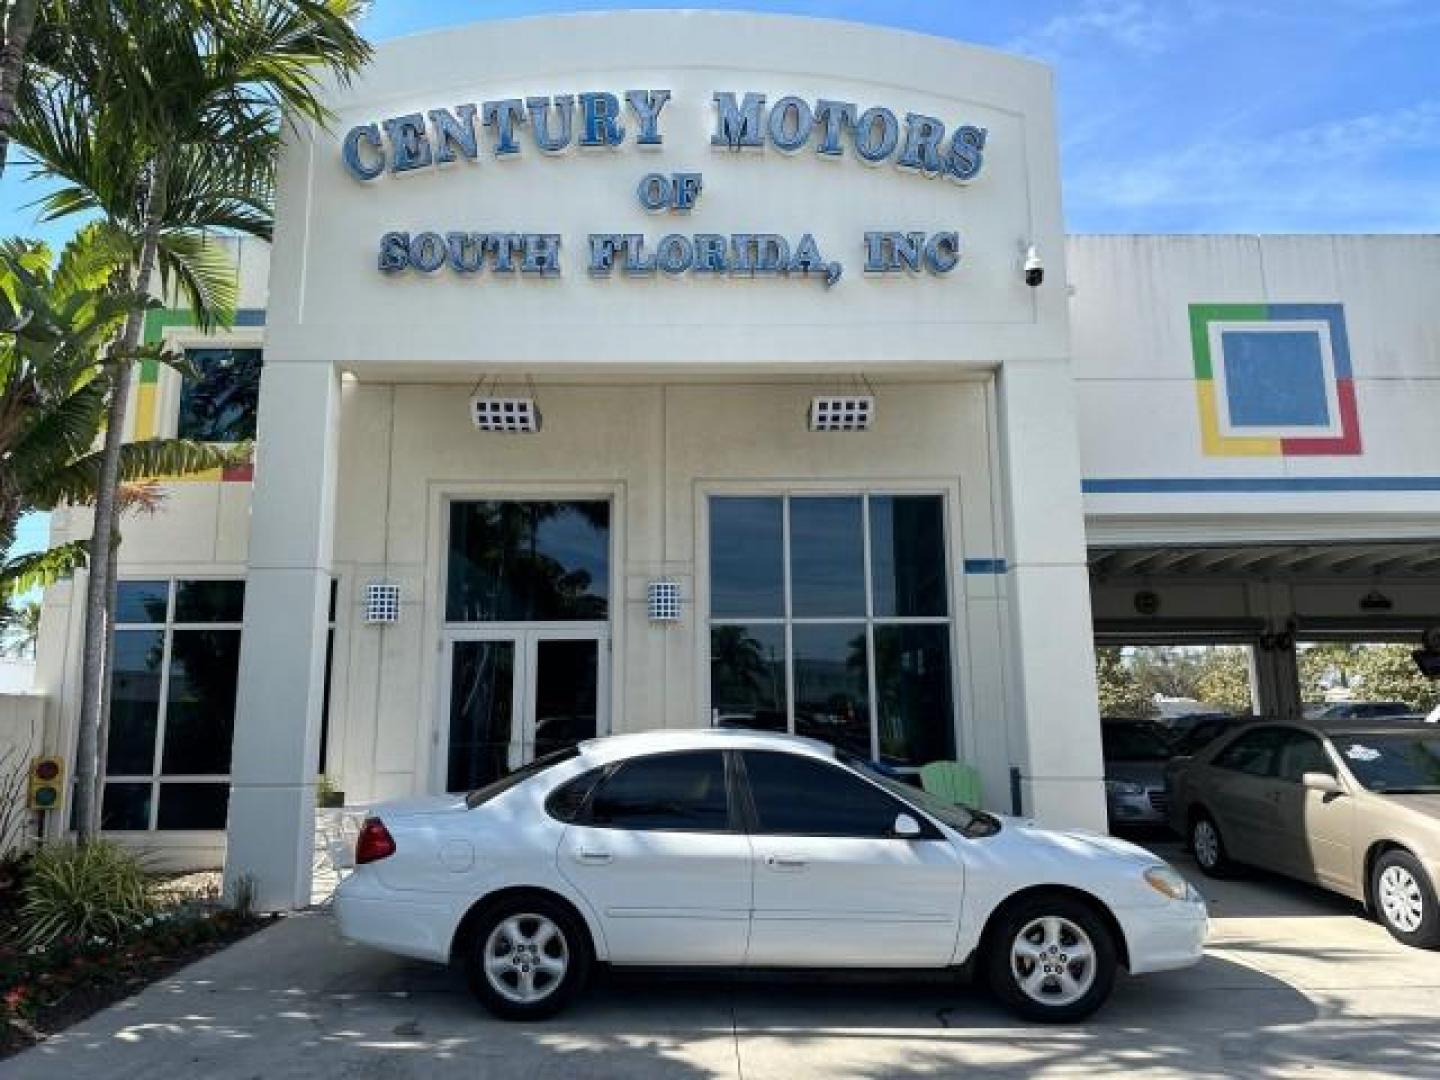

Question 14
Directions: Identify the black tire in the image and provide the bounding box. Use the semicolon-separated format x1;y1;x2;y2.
985;894;1119;1023
1372;850;1440;950
1189;811;1236;878
463;893;593;1020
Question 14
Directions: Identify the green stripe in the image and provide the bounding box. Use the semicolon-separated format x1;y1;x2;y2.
1188;303;1267;380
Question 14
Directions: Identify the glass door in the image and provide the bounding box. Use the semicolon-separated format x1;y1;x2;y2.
442;628;608;792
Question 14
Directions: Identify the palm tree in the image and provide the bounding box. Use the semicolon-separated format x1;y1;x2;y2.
0;0;41;175
15;0;370;839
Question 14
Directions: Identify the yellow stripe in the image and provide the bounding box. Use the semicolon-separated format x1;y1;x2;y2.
1196;382;1281;457
134;383;158;441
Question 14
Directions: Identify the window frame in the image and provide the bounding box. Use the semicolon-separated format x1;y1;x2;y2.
1273;729;1337;784
101;577;245;833
733;748;945;840
175;346;264;444
702;488;963;769
567;749;743;835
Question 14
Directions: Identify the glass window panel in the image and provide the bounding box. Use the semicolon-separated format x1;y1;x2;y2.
107;629;165;774
709;497;784;618
710;624;786;732
115;580;168;624
1213;727;1287;777
446;501;610;622
533;639;599;759
177;348;263;442
870;496;947;618
100;782;152;831
873;625;955;767
157;783;229;830
741;751;906;837
174;580;245;622
588;751;730;832
793;623;871;758
790;497;865;617
161;629;241;775
319;628;334;775
447;640;516;792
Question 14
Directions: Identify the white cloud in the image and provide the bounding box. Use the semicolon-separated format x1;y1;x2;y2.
1007;1;1219;60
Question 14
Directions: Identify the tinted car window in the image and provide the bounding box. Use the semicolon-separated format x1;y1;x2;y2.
1275;732;1332;783
1334;733;1440;794
465;746;580;809
1211;727;1287;777
544;767;606;823
1102;723;1172;762
742;750;910;837
588;751;731;831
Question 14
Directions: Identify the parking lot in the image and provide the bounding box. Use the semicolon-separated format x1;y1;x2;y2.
5;840;1440;1080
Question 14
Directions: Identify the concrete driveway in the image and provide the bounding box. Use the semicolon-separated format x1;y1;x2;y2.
6;842;1440;1080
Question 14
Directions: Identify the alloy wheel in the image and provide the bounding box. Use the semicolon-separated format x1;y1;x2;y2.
1193;820;1220;869
483;913;570;1003
1010;916;1096;1007
1379;865;1425;933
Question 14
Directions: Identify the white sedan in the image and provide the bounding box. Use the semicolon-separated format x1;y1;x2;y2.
335;730;1206;1022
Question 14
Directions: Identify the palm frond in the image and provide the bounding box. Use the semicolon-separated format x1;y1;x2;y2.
29;438;251;507
1;541;89;597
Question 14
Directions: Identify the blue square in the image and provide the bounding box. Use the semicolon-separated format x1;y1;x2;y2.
1221;330;1330;428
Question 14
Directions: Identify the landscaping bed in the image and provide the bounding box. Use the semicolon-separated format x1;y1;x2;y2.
0;852;275;1060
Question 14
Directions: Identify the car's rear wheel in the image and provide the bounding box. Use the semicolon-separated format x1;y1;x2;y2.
985;894;1118;1022
1372;850;1440;950
1189;811;1235;878
464;894;592;1020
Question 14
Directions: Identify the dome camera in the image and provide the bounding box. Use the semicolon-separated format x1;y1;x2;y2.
1023;245;1044;288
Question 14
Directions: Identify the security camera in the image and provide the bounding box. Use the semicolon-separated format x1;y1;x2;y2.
1023;245;1044;288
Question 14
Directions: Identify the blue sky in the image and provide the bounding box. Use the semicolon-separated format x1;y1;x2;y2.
2;0;1438;242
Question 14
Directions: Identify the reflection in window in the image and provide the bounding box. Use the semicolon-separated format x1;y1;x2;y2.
708;494;955;768
447;501;609;622
177;348;262;442
710;624;787;732
103;580;244;830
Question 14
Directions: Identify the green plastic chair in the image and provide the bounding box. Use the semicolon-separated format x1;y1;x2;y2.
919;760;983;807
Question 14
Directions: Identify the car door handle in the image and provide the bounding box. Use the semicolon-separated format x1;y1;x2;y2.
574;848;613;865
765;855;807;871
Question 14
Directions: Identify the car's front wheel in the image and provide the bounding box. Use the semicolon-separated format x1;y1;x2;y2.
463;894;592;1020
1372;850;1440;950
985;894;1118;1022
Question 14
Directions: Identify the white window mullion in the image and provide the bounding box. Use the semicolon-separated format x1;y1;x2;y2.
862;495;880;762
782;496;795;736
148;582;177;830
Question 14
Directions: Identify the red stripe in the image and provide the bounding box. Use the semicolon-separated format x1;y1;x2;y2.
1281;380;1361;456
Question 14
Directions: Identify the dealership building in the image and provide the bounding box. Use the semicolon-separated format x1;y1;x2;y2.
18;13;1440;909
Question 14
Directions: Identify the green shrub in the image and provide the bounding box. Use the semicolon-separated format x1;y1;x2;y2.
18;842;154;948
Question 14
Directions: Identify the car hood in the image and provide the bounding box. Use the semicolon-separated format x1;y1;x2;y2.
369;794;469;819
991;815;1160;867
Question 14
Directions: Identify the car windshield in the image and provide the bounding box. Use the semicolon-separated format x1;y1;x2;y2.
1102;724;1172;762
465;745;581;808
1334;733;1440;794
840;754;1001;838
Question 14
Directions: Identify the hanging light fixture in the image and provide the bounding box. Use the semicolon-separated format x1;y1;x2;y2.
469;374;541;433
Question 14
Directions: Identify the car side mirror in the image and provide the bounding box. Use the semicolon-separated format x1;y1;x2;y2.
1302;772;1343;796
893;812;923;838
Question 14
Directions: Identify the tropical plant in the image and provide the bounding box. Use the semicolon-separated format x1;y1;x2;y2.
14;0;371;841
1094;647;1155;718
0;598;38;657
17;840;153;947
0;0;42;175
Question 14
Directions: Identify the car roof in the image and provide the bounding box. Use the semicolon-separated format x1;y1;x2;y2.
1221;717;1436;740
576;728;841;764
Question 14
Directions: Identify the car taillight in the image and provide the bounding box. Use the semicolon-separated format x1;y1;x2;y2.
355;817;396;864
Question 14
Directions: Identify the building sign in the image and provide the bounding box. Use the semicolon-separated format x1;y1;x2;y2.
342;90;988;287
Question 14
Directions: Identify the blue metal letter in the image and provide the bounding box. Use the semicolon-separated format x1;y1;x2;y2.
625;90;671;146
579;92;625;147
767;96;814;152
481;100;527;156
428;105;479;165
377;232;409;273
656;234;694;275
711;92;766;149
342;123;385;180
673;173;703;211
813;100;856;157
636;173;671;211
924;232;961;273
944;125;987;182
526;95;575;152
409;231;446;272
852;108;899;164
383;114;432;172
898;113;946;176
521;234;562;276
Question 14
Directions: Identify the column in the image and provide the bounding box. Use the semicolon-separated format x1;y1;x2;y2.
997;359;1107;831
224;362;340;910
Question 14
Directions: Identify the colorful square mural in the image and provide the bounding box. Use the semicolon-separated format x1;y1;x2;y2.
1189;303;1360;457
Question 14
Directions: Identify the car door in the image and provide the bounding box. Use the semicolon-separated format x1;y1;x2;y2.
557;750;753;965
739;749;964;968
1272;730;1355;890
1203;727;1288;864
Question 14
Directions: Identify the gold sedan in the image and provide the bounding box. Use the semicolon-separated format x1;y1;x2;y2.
1168;720;1440;948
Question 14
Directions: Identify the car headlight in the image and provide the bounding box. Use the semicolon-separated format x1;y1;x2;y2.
1143;864;1194;901
1106;780;1144;795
